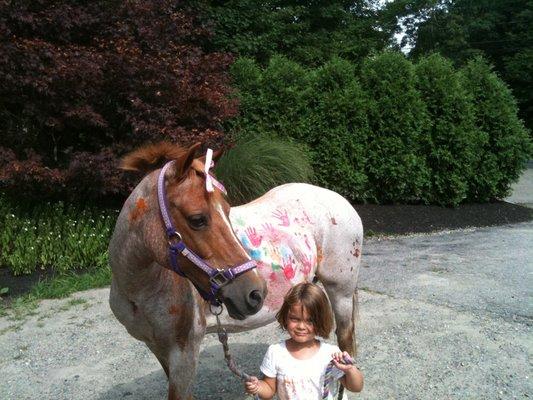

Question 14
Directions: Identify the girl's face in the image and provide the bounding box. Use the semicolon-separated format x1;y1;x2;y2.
286;302;316;343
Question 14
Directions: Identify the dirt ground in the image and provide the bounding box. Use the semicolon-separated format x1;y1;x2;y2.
1;220;531;399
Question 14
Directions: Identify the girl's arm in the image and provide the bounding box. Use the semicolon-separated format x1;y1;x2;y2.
244;376;277;399
332;352;364;393
339;365;364;393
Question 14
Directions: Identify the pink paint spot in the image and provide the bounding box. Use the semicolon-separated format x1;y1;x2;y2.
245;226;263;247
261;223;286;244
264;272;291;309
273;209;290;226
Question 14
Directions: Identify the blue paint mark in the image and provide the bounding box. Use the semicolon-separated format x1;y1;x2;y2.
250;249;262;260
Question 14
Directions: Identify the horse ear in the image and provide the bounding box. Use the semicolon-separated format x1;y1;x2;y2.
212;148;224;163
174;142;202;177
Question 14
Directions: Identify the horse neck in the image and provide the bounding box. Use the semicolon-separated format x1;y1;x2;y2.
109;174;168;295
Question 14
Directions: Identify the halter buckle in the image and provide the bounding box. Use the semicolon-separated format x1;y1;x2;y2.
210;268;233;288
167;230;183;247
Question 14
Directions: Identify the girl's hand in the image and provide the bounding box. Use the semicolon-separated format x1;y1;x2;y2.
331;351;355;372
244;376;260;395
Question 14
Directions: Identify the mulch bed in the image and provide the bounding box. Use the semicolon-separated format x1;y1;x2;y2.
354;201;532;236
1;201;531;300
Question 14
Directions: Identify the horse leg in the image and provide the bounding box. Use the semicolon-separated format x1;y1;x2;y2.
321;281;359;355
167;340;202;400
317;226;362;356
145;342;170;378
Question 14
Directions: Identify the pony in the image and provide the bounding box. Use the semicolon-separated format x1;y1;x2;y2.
108;142;363;399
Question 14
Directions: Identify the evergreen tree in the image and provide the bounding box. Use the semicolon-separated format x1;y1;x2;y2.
459;57;532;201
396;0;533;131
415;54;481;206
359;51;430;203
203;0;390;66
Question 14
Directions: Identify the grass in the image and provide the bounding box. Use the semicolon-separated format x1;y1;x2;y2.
29;266;111;299
0;266;111;320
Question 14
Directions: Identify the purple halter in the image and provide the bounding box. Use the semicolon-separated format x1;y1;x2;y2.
157;159;257;306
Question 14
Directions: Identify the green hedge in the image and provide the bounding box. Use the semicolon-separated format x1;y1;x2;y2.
360;51;430;203
459;57;532;201
230;51;531;205
230;56;369;201
414;54;482;206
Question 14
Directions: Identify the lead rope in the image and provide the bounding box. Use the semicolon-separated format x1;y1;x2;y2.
322;354;356;400
213;305;259;400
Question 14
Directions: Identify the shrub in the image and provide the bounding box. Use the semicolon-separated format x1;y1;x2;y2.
415;54;482;206
0;0;236;202
304;58;369;200
230;56;370;202
215;135;314;206
229;51;530;205
359;51;431;203
459;57;532;201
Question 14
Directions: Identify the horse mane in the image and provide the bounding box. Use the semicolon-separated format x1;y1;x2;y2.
120;142;191;174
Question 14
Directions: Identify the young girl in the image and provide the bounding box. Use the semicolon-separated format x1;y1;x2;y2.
244;282;363;399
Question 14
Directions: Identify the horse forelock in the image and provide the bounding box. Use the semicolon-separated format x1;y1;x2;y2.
120;142;190;174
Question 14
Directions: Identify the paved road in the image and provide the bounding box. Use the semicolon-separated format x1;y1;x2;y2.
1;221;531;399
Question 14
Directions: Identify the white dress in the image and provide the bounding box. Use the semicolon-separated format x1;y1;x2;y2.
260;339;347;400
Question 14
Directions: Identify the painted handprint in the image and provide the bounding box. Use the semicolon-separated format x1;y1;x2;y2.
300;254;313;276
282;255;295;280
273;209;290;227
261;223;285;244
245;226;263;247
301;210;313;225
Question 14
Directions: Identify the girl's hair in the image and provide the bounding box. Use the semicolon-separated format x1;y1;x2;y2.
276;282;333;338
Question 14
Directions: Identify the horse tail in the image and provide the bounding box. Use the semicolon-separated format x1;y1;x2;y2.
352;288;359;356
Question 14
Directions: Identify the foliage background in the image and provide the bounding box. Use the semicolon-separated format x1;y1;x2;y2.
0;0;237;202
0;0;531;279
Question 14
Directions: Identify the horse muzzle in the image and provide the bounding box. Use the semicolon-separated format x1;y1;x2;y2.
220;279;267;320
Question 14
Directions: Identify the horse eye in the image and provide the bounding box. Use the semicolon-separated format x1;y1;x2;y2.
187;214;208;230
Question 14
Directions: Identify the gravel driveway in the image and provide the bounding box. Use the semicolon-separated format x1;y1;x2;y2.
1;222;531;399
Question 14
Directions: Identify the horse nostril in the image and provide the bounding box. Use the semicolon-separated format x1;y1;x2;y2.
248;290;263;308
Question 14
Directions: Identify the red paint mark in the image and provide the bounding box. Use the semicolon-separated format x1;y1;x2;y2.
350;247;361;258
168;305;179;315
304;234;311;250
283;262;295;280
301;254;313;275
282;256;296;279
302;210;313;225
331;217;337;225
129;197;148;221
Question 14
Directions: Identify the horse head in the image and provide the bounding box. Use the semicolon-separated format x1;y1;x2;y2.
121;142;267;319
